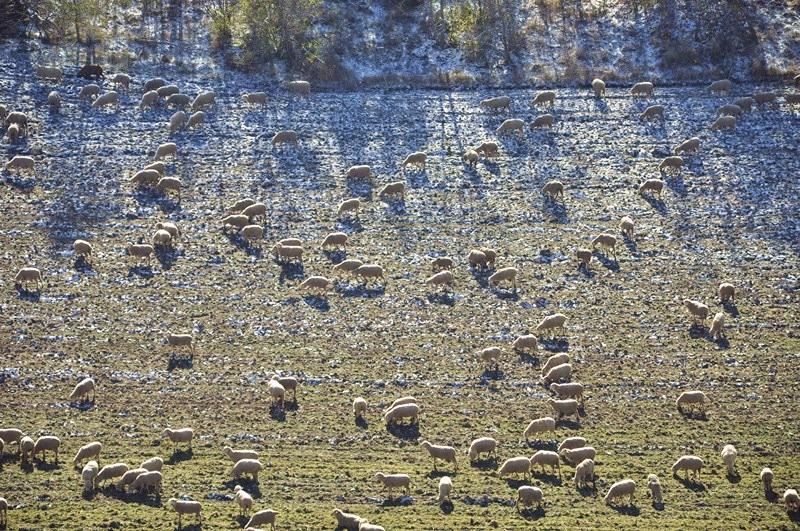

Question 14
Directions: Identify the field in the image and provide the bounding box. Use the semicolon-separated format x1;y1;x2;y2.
1;52;800;530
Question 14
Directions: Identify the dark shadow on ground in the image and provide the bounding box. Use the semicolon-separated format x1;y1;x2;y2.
427;291;456;306
166;448;193;465
674;474;707;491
386;422;420;440
642;194;668;215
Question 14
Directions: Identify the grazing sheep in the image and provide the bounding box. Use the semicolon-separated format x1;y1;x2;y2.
532;90;556;106
468;249;488;269
462;148;479;167
712;115;736;131
165;93;191;108
242;202;267;221
708;79;731;94
0;104;5;120
129;470;162;494
139;457;163;471
488;267;518;289
640;104;664;120
542;363;572;385
709;312;725;339
156;177;181;198
576;248;592;268
541;353;570;377
420;440;458;472
480;96;511;111
354;264;386;284
546;398;580;422
15;267;43;290
5;111;28;131
92;91;119;110
35;65;63;83
523;416;556;441
191;90;216;111
165;333;194;355
753;91;777;104
82;460;99;491
647;474;663;504
224;214;250;231
530;450;562;477
111;73;131;90
6;123;20;142
541;180;564;200
373;473;411;498
719;282;735;302
4;155;36;174
143;77;166;92
246;510;279;531
478;346;501;370
378;181;405;200
20;436;34;462
560;446;596;466
784;489;800;511
592;78;606;98
760;468;773;492
574;459;595;488
48;90;61;111
605;479;636;506
116;468;147;491
437;476;453;504
73;239;93;262
271;130;298;147
630;82;653;97
512;334;538;352
531;113;554;129
243;92;268;105
468;437;498;461
186;111;205;130
338;198;362;217
346;165;374;182
169;498;202;526
721;444;737;475
517;485;543;511
232;459;263;482
672;455;704;479
387;396;417;410
592;233;617;260
268;379;286;408
240;225;264;245
426;270;454;290
319;232;348;250
497;457;532;480
558;436;587;452
281;80;311;97
332;508;364;530
224;447;259;463
659;156;683;173
384;403;419;425
333;259;364;274
139;90;159;110
536;313;567;338
639;178;664;198
475;141;500;157
674;137;700;155
299;276;332;294
234;485;254;517
230;198;256;212
80;84;103;99
676;391;707;415
550;382;584;404
154;142;177;160
158;85;180;98
163;428;194;449
271;373;299;400
72;441;101;466
496;118;525;136
353;397;368;418
619;216;634;238
716;103;742;117
784;93;800;104
731;97;752;113
402;151;427;171
271;243;303;264
155;221;179;240
169;111;187;133
127;243;154;263
684;299;710;324
480;247;498;267
95;463;129;487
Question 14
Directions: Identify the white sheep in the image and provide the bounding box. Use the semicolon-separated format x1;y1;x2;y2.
516;485;543;511
234;485;254;517
712;115;736;131
5;111;28;131
523;416;556;441
268;378;286;408
684;299;710;324
353;397;368;418
592;233;617;260
35;64;63;82
163;427;194;449
647;474;663;504
619;216;634;238
734;96;753;112
243;92;268;105
480;96;511;111
387;396;417;410
468;437;497;461
437;476;453;504
468;249;488;268
719;282;735;301
127;243;154;263
165;93;191;107
640;105;664;120
716;103;742;117
332;259;364;274
542;363;572;385
94;463;129;487
73;239;93;262
299;276;331;294
402;151;427;171
14;267;43;290
374;473;411;498
512;334;538;352
354;264;386;285
378;181;405;200
753;91;777;104
224;214;250;231
20;435;34;462
191;90;216;111
592;78;606;98
140;457;163;471
576;248;592;268
68;377;95;403
709;312;725;339
169;498;202;526
426;270;454;290
139;90;159;110
708;79;732;94
116;467;147;491
384;403;419;425
721;444;737;475
496;118;525;136
153;229;173;249
630;82;653;97
224;446;259;463
676;391;707;415
462;148;479;167
530;450;561;477
169;110;186;132
560;446;596;466
497;457;531;480
33;436;60;462
271;373;299;400
155;221;179;240
271;130;298;148
332;508;364;530
338;198;362;217
549;382;584;404
230;198;256;212
129;470;162;494
760;468;773;492
557;436;587;452
674;137;700;155
659;156;684;173
131;169;161;186
232;458;263;482
420;440;458;472
156;177;181;198
541;180;564;200
4;155;35;174
271;243;303;264
6;123;20;142
242;202;267;221
82;460;99;491
165;333;194;355
111;73;132;90
357;523;384;531
478;346;501;370
72;441;101;467
574;458;595;488
488;267;518;289
48;90;61;111
784;489;800;512
157;84;180;98
346;165;373;182
546;397;580;422
605;479;636;506
639;178;664;198
475;141;499;157
186;110;206;130
92;91;119;110
536;313;567;338
541;353;570;377
321;232;348;250
281;80;311;97
142;77;166;92
532;90;556;106
530;113;554;129
154;142;177;160
672;455;704;480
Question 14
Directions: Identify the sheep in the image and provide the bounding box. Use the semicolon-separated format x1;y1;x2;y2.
785;93;800;104
541;180;564;200
77;64;104;80
230;198;256;212
480;96;511;111
684;299;709;324
271;373;298;400
462;149;479;167
154;142;177;160
139;90;159;110
281;80;311;97
153;229;173;249
35;65;62;83
168;110;186;133
354;264;386;284
156;177;181;198
271;130;298;147
576;248;592;268
15;267;43;290
155;221;179;240
271;243;303;264
760;468;773;492
542;363;572;385
497;457;531;480
784;489;800;512
111;73;132;90
268;378;285;408
536;313;567;338
481;246;497;266
299;276;331;295
721;444;737;475
530;113;554;129
116;468;147;491
4;155;35;174
532;90;556;106
676;390;707;415
592;233;617;260
496;118;525;136
72;441;101;467
157;85;179;98
129;470;162;494
353;397;368;418
523;416;556;441
94;463;129;487
592;78;606;98
338;198;362;217
630;81;653;97
639;178;664;198
322;232;348;250
717;282;736;302
530;450;562;477
5;111;28;131
232;458;263;482
165;333;194;355
384;403;419;425
716;103;742;117
82;460;99;491
640;104;664;120
674;137;700;155
402;151;427;171
420;440;458;472
437;476;453;504
92;91;119;110
488;267;518;289
619;216;634;238
468;249;488;269
387;396;417;410
332;508;365;530
139;457;163;471
20;435;35;462
558;436;587;452
512;334;538;352
143;77;166;92
549;382;584;404
709;312;726;339
240;225;264;245
169;498;202;526
73;239;93;262
708;79;731;94
48;90;61;111
753;91;777;104
242;202;267;221
191;90;216;111
127;243;154;263
6;123;19;142
574;458;595;488
279;237;301;246
233;485;254;517
517;485;543;511
560;446;596;466
243;92;268;105
163;427;194;449
426;270;454;290
224;214;250;231
165;93;191;108
224;446;259;463
712;115;736;131
373;473;411;498
344;164;373;182
0;104;5;120
605;479;636;506
547;397;580;422
733;96;753;112
478;346;501;370
671;455;704;479
647;474;663;504
658;156;683;173
378;181;405;200
468;437;498;461
333;259;364;274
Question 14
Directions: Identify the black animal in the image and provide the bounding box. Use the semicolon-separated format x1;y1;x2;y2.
77;64;104;80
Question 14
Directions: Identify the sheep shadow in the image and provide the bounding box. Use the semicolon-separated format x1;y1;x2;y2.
518;506;546;520
540;338;569;352
426;291;456;306
323;249;346;264
663;173;687;197
303;295;330;311
167;354;193;371
74;257;94;273
154;247;180;270
622;236;637;254
156;196;181;214
492;287;519;300
480;368;504;380
284;398;299;412
673;474;706;491
386;422;420;440
355;416;368;429
15;286;41;302
470;267;492;288
4;174;37;192
345;181;373;201
652;501;665;511
127;265;154;278
517;351;539;366
609;504;640;516
336;216;363;233
554;419;581;430
69;398;95;411
592;251;620;272
523;439;557;451
577;483;598;497
439;500;454;514
383;199;407;216
788;509;800;523
166;448;193;465
688;324;708;339
269;404;287;421
405;170;430;188
542;198;568;223
82;490;97;501
591;99;609;114
222;479;262;498
426;470;456;480
338;283;385;298
641;195;668;215
34;460;59;471
531;471;562;486
469;457;497;470
721;300;739;317
502;478;530;489
726;471;742;484
713;336;730;349
678;410;707;421
380;495;414;507
277;262;305;281
174;523;201;531
765;490;778;502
